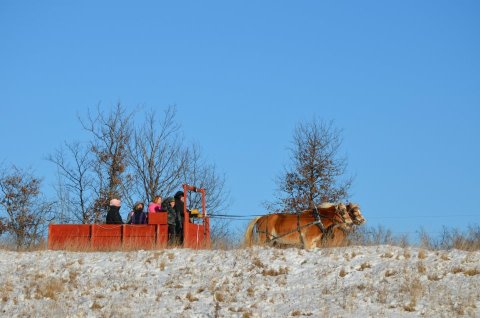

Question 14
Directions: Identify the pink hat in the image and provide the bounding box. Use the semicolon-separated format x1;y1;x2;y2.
109;199;121;207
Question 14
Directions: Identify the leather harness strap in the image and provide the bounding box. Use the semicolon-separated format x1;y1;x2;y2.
256;208;345;247
297;212;305;248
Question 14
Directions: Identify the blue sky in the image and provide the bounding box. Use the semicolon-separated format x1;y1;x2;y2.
1;1;479;239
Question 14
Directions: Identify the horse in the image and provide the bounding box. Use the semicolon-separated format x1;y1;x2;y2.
244;203;354;250
346;203;366;225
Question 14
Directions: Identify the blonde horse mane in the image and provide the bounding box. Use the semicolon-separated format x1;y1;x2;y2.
318;202;335;209
244;216;261;247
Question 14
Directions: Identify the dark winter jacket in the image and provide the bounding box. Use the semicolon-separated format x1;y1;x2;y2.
160;197;176;226
106;206;123;224
174;198;185;226
126;209;147;224
165;205;176;226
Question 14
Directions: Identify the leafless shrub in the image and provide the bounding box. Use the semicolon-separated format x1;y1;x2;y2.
0;281;13;303
347;225;399;246
358;262;371;271
35;278;64;300
418;250;427;259
403;300;416;312
427;273;442;281
381;252;394;258
437;225;480;251
400;276;423;314
261;266;288;276
211;225;242;250
416;226;480;251
376;285;388;304
384;269;397;277
417;262;426;274
252;257;265;268
464;268;480;276
346;224;480;251
186;292;199;302
440;253;450;261
91;301;103;310
214;291;225;302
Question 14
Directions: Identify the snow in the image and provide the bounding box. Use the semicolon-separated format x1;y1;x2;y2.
0;245;479;317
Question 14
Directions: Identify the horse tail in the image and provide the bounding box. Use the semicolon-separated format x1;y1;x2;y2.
244;216;261;247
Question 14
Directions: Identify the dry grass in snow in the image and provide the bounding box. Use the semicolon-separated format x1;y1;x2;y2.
0;245;479;317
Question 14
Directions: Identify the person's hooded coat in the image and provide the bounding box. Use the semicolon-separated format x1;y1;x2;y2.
106;200;123;224
174;191;186;225
127;202;147;224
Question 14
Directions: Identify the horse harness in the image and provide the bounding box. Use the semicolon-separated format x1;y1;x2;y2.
257;207;346;248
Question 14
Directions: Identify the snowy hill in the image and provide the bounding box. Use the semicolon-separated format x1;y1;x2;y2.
0;245;479;317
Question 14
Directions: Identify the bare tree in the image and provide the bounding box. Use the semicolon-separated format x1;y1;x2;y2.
50;104;231;235
275;119;353;212
47;142;94;223
127;107;230;212
80;104;133;222
126;106;232;240
182;144;229;214
0;166;54;249
127;107;188;205
181;144;231;243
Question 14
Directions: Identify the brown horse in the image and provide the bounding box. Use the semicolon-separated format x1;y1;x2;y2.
244;203;353;249
346;203;366;225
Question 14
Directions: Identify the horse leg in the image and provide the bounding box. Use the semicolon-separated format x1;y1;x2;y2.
301;229;317;250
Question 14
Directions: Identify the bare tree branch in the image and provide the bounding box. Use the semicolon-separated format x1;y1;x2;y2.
47;141;94;223
79;103;133;222
127;106;188;205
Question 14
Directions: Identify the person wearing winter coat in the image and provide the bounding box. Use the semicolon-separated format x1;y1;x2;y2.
126;202;147;224
163;197;177;245
174;191;186;244
148;196;165;214
106;199;123;224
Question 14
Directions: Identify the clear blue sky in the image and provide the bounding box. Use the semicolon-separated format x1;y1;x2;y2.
1;1;479;239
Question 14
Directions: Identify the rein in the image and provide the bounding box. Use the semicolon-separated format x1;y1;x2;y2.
312;205;326;233
257;219;325;243
256;207;347;246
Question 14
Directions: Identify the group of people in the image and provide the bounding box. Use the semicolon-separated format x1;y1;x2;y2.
105;190;187;244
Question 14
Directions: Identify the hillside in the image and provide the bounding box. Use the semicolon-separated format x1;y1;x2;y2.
0;245;479;317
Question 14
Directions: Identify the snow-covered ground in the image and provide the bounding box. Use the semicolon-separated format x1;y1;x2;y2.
0;245;479;317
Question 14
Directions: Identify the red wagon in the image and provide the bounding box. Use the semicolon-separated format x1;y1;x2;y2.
48;184;210;250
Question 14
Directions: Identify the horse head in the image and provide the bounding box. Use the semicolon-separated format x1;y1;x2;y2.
335;203;353;229
316;202;353;229
346;203;366;225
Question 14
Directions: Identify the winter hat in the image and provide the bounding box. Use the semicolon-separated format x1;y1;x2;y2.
133;201;144;211
165;197;174;203
174;191;184;199
109;199;121;207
